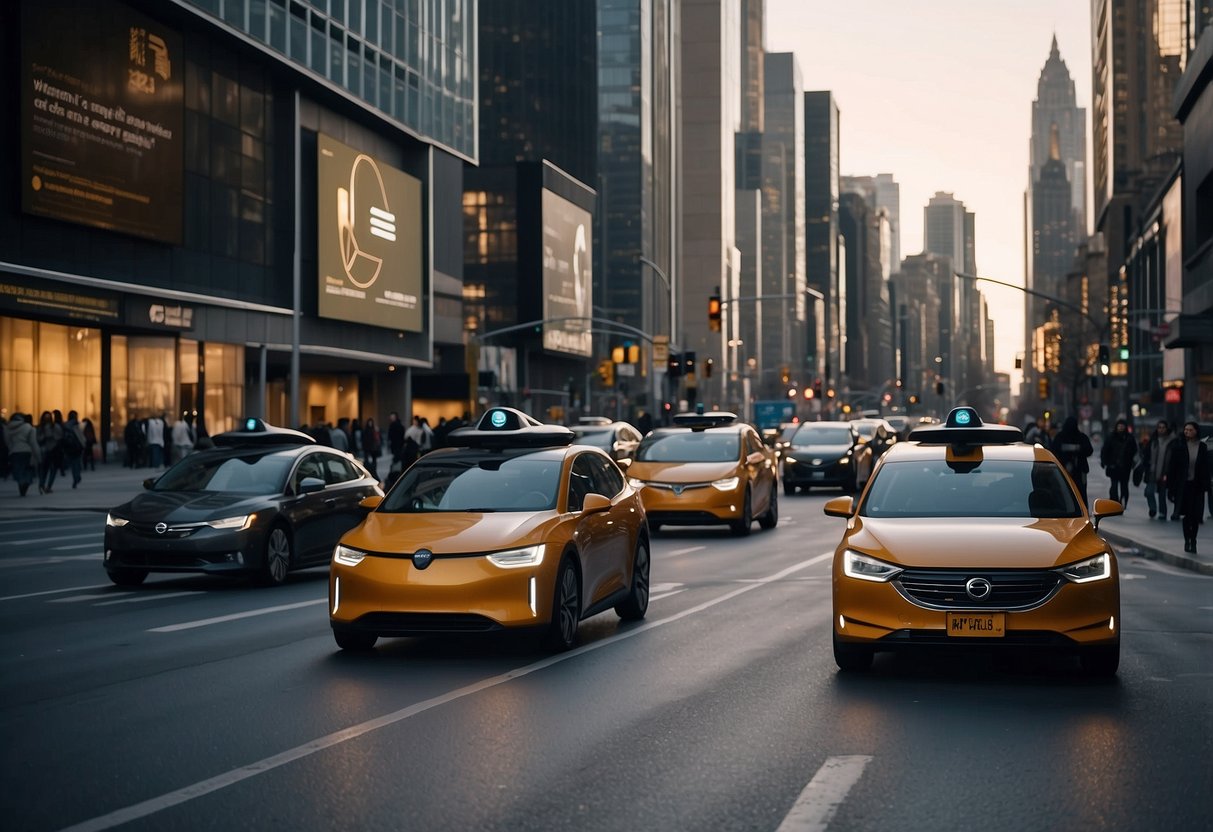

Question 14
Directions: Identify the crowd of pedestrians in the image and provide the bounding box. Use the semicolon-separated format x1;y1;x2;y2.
1;409;97;496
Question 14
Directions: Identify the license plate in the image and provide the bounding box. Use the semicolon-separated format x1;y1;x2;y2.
811;471;825;480
946;612;1005;638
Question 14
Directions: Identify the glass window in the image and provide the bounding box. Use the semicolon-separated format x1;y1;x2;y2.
289;2;309;62
0;317;101;427
293;455;326;491
203;342;245;437
589;454;624;497
860;459;1082;519
268;0;287;51
636;431;739;463
321;452;359;484
791;425;852;447
567;454;596;512
380;454;563;512
156;450;293;494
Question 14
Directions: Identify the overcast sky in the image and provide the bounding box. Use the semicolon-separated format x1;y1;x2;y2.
765;0;1092;390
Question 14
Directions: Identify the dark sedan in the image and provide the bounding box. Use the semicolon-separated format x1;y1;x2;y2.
780;421;874;495
570;420;644;466
103;420;382;586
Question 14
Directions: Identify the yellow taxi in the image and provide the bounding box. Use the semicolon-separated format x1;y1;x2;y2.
626;410;778;536
825;407;1123;676
328;407;649;652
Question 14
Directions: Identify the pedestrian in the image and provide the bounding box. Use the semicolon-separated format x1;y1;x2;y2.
362;417;381;474
419;417;434;453
53;409;68;476
1052;416;1094;506
0;413;9;481
1100;418;1137;507
82;417;97;470
405;415;427;454
1141;420;1177;520
1167;421;1211;553
1023;416;1042;445
171;415;195;464
145;412;167;469
124;417;145;468
330;419;350;452
387;411;405;461
349;418;363;459
36;410;62;494
3;412;40;496
62;410;86;488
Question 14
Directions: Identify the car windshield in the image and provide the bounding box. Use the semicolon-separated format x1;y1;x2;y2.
152;452;293;494
854;423;878;439
380;456;562;512
571;428;614;451
635;431;739;463
792;426;852;447
860;458;1083;519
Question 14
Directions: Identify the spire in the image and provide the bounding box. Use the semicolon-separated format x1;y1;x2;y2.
1050;33;1059;60
1049;122;1061;161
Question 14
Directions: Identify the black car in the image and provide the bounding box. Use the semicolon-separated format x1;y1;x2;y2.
780;421;874;495
570;420;644;466
104;420;382;587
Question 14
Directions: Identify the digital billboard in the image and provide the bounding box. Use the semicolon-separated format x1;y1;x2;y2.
317;134;423;332
541;189;593;357
20;0;184;244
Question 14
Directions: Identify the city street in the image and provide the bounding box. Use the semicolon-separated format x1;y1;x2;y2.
2;481;1210;832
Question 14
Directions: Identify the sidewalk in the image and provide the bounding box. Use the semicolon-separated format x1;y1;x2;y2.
1;454;1208;574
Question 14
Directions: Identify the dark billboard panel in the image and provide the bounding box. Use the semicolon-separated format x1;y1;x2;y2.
317;134;423;332
541;189;592;357
20;0;184;244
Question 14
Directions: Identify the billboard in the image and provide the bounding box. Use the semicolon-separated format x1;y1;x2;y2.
317;134;423;332
541;189;593;357
20;0;184;244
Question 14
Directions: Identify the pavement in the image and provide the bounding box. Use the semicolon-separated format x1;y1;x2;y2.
0;453;1208;574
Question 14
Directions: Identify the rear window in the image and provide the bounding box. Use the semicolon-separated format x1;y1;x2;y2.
791;426;852;446
860;458;1082;519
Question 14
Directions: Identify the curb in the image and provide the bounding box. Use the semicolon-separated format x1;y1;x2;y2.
1102;530;1213;576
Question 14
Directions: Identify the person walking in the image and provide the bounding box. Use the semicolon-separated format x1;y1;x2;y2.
362;417;381;475
1052;416;1094;507
145;413;167;469
3;412;40;496
62;410;86;488
82;417;97;470
1141;420;1177;520
171;415;195;464
387;411;405;461
36;410;62;494
1100;418;1138;507
1167;421;1211;553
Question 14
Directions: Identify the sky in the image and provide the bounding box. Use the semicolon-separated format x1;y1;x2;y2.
765;0;1093;391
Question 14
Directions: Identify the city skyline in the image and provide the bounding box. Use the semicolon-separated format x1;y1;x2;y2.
767;0;1092;391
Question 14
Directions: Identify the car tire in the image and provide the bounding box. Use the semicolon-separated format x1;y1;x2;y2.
258;525;292;587
1079;644;1119;677
730;488;753;537
832;630;873;672
106;568;148;587
783;481;796;497
544;556;581;651
615;538;650;621
333;629;377;651
758;484;779;530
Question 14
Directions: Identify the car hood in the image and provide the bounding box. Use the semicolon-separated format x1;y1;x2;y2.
345;510;557;555
846;517;1104;569
786;443;852;461
113;490;270;522
627;461;740;483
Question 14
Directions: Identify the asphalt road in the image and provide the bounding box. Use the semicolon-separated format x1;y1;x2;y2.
1;493;1210;831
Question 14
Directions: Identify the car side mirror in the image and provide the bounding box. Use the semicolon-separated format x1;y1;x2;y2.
142;477;157;490
359;495;384;511
1091;498;1123;530
616;457;632;470
582;493;611;514
823;496;855;518
746;451;766;465
299;476;327;495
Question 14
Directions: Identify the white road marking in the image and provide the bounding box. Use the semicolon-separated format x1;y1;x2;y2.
7;533;101;545
50;592;135;604
62;551;835;832
0;554;100;569
1121;573;1146;580
666;546;705;556
95;591;206;607
148;599;327;632
0;583;112;602
650;582;683;594
776;755;874;832
52;543;102;551
649;589;685;602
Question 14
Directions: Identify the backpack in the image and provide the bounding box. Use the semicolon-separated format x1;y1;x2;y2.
61;427;83;456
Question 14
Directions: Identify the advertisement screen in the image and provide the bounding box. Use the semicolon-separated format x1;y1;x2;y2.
317;134;423;332
20;0;184;244
541;189;593;357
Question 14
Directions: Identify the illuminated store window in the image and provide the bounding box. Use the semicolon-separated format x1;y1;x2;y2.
204;342;246;436
0;317;101;425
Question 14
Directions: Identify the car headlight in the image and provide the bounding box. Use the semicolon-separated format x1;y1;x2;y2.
206;514;255;530
1058;552;1111;583
333;544;367;566
627;477;646;489
842;549;903;582
105;513;129;527
783;457;797;465
487;544;545;569
711;476;740;491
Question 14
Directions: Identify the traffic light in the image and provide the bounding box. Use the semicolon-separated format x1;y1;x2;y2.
781;365;791;384
627;343;641;363
804;387;814;399
1118;346;1130;361
611;345;625;363
1038;377;1050;400
1098;344;1111;375
908;394;920;405
683;351;696;375
708;294;722;332
813;378;823;398
704;358;714;378
597;359;615;387
667;352;683;377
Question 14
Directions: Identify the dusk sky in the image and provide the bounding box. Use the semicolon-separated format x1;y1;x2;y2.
766;0;1093;393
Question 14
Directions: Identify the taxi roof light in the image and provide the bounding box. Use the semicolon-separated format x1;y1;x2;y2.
446;407;575;450
212;418;317;447
671;410;738;431
909;407;1023;448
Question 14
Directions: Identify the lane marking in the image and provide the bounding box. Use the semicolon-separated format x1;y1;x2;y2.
650;582;683;594
666;546;705;557
777;755;874;832
95;591;206;607
62;551;834;832
649;589;685;602
148;599;328;632
53;543;102;551
0;584;112;602
50;592;135;604
0;554;101;569
1121;573;1146;580
7;533;102;545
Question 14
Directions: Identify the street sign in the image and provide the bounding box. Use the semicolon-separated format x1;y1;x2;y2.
616;363;636;377
653;335;669;363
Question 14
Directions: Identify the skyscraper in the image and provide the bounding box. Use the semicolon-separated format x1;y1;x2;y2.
923;192;978;398
804;91;840;394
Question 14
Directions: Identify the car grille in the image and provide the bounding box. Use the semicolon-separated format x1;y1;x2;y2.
895;569;1062;611
644;482;710;493
127;522;200;539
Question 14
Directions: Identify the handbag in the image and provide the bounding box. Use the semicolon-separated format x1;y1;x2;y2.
1132;462;1145;487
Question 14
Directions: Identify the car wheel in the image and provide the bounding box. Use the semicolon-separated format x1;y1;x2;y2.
783;481;796;497
333;628;377;651
615;538;650;621
758;484;779;530
832;630;873;672
544;557;581;651
106;568;148;587
1080;644;1119;677
258;525;292;586
730;487;753;536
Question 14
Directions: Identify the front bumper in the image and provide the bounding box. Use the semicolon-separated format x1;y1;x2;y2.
104;526;262;574
638;483;746;526
783;458;850;487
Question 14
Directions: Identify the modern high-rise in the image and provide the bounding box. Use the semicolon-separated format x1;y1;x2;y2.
923;192;979;398
804;91;840;396
838;192;892;394
841;174;901;269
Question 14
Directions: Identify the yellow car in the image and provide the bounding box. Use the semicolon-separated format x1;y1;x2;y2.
626;410;778;536
329;407;650;652
825;407;1123;676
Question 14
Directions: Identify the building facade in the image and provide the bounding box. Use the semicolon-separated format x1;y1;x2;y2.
803;90;839;400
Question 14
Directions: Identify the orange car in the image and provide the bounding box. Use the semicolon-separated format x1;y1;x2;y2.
825;407;1123;676
626;410;778;535
329;408;650;652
